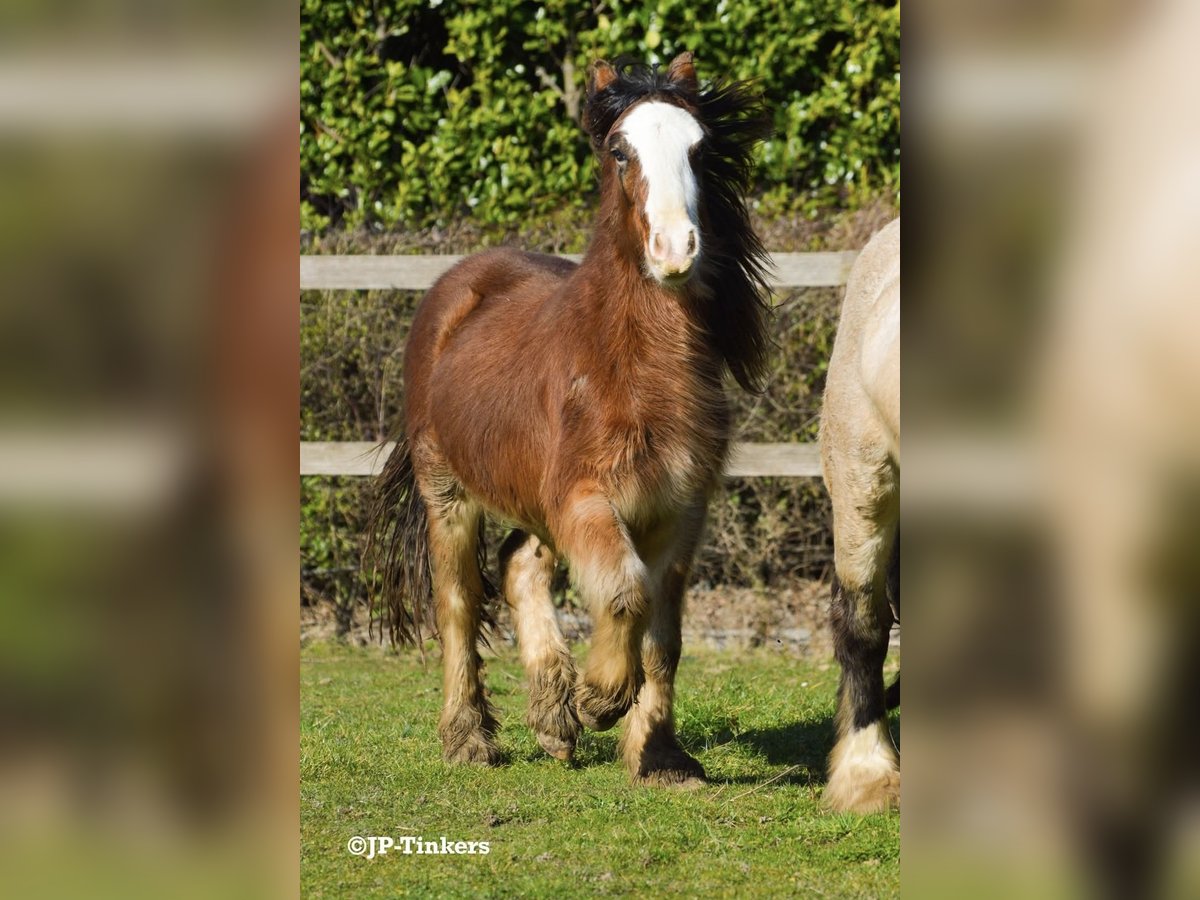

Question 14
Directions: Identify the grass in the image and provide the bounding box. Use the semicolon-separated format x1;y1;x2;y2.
301;643;899;898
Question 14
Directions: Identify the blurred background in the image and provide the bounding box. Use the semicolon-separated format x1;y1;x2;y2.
905;1;1200;897
0;3;298;898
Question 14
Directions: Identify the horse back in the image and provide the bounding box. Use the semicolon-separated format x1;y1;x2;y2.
403;248;579;523
405;247;577;401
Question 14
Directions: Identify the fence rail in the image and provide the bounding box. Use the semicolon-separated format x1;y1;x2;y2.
301;251;847;478
300;441;821;478
300;251;858;291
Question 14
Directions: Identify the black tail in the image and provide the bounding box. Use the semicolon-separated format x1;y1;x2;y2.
364;433;432;646
885;530;900;711
885;673;900;711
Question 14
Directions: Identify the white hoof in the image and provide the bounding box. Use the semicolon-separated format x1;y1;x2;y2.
824;720;900;813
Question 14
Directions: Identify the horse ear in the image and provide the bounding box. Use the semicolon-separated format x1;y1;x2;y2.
583;60;618;146
588;60;618;95
666;52;698;91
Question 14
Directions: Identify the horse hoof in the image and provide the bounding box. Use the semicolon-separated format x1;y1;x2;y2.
574;680;634;732
527;663;581;759
577;708;620;732
824;723;900;813
636;769;707;790
632;747;707;788
823;767;900;813
536;731;575;761
640;772;707;790
442;732;502;767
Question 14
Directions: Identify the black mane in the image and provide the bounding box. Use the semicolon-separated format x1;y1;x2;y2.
583;58;775;393
582;58;689;150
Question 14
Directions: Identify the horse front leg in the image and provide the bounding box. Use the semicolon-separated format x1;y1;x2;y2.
824;462;899;812
620;505;708;787
555;486;648;732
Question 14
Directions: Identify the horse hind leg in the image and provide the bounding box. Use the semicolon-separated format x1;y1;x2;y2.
824;461;900;813
424;477;500;765
499;530;580;760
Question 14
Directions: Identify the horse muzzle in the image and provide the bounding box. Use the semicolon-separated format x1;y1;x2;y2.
646;224;700;285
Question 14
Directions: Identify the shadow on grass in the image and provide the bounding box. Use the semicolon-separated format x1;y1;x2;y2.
504;711;898;790
682;717;835;787
729;717;835;767
702;769;824;787
697;712;900;788
725;711;898;761
506;719;826;787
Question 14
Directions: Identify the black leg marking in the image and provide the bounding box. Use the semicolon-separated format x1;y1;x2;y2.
830;573;893;731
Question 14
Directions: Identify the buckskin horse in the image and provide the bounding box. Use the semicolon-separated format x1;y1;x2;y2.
367;52;771;786
820;217;900;811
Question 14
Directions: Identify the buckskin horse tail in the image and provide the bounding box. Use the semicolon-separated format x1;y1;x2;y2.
364;429;432;646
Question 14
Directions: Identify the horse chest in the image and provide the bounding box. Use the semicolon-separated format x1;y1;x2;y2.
604;388;727;516
557;316;731;515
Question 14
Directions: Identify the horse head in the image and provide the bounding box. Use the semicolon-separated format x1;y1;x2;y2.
581;53;774;391
586;53;704;286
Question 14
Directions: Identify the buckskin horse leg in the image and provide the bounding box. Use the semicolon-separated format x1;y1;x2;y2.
824;452;900;812
499;530;580;760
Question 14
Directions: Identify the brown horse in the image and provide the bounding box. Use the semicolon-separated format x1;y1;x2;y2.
820;217;900;812
367;53;771;785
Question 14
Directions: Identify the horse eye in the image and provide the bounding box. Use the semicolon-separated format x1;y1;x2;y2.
610;147;627;164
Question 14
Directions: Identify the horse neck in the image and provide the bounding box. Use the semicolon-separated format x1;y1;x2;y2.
573;228;705;363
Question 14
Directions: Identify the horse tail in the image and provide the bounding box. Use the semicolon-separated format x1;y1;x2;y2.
364;430;432;646
885;673;900;710
885;529;900;710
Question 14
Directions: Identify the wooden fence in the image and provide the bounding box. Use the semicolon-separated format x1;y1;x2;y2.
300;251;858;292
299;440;822;477
300;251;853;478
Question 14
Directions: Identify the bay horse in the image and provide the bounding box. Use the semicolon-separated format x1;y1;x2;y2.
367;53;771;785
819;217;900;812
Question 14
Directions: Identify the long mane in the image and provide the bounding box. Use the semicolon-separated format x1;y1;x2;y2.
583;58;774;392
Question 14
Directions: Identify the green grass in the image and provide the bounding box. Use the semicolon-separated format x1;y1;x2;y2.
301;644;899;898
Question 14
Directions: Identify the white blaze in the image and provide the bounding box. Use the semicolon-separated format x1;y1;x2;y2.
619;101;704;278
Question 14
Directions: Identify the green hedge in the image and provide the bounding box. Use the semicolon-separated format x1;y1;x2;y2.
301;0;899;233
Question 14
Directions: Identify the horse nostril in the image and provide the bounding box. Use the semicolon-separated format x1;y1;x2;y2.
686;230;697;256
650;231;667;260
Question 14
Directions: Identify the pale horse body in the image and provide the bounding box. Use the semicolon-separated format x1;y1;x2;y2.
819;217;900;812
